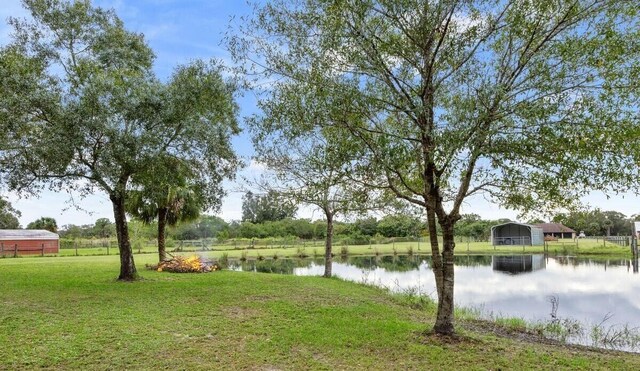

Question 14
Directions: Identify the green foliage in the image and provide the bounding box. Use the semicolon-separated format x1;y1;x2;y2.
552;209;634;236
0;0;156;195
231;0;640;332
0;197;21;229
0;1;239;278
93;218;115;238
354;217;379;236
26;217;58;233
340;245;349;256
454;214;503;241
172;215;228;240
377;215;424;238
241;191;297;223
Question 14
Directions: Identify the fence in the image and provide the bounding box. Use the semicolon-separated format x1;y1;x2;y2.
582;236;630;247
0;241;58;257
55;235;489;256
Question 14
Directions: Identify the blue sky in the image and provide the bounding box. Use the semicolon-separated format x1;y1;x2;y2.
1;1;638;227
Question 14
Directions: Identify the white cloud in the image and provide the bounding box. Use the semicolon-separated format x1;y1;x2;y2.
247;159;267;172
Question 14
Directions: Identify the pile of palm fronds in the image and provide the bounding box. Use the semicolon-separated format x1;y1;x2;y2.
150;255;219;273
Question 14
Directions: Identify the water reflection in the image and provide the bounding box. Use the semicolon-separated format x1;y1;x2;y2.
230;254;636;274
492;255;546;275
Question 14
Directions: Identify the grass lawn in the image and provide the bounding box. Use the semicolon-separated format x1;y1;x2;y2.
55;237;634;261
1;255;639;370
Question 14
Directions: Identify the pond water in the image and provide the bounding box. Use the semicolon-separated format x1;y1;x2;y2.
230;254;640;350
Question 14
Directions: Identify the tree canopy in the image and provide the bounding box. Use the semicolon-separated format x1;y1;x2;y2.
0;197;21;229
241;191;297;224
26;217;58;233
231;0;640;334
247;124;373;276
0;0;240;280
552;209;634;236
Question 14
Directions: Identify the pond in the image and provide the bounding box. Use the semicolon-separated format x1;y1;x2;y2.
229;254;640;351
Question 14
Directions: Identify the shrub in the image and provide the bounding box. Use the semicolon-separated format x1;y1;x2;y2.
340;245;349;256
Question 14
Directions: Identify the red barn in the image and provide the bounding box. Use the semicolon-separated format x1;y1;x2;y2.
0;230;60;256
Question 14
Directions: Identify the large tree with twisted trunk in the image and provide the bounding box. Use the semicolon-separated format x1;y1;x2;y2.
230;0;640;334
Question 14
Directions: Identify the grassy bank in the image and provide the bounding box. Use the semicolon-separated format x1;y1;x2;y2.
1;255;638;370
51;237;635;260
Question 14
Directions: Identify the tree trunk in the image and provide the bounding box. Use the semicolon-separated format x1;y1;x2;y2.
427;208;444;300
323;212;334;278
433;222;456;335
157;207;168;262
111;192;138;281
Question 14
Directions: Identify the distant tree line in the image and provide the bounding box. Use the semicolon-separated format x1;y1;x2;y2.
551;209;638;236
33;208;640;242
58;214;428;242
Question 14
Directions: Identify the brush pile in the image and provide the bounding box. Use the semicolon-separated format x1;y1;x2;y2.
153;255;219;273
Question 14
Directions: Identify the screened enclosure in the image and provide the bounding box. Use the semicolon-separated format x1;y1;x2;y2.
490;222;544;246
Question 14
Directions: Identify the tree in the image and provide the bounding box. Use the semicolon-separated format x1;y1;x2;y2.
232;0;640;334
377;215;424;238
354;217;379;237
195;215;229;240
553;209;631;236
1;1;239;280
454;214;497;241
247;127;371;277
241;191;297;224
59;224;84;239
127;161;204;262
0;197;21;229
26;217;58;232
93;218;115;239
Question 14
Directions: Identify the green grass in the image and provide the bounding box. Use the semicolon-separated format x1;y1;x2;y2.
1;256;639;370
52;237;634;261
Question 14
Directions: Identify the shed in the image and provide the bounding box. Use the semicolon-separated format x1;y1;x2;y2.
0;230;59;256
491;222;544;246
535;223;576;239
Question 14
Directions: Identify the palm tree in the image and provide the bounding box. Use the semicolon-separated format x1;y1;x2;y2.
127;184;202;262
127;154;221;262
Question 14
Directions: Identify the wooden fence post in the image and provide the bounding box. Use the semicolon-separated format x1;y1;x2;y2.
41;243;45;257
14;243;18;258
75;241;78;256
0;242;3;257
107;241;110;255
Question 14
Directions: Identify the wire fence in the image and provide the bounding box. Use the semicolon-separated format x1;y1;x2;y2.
55;235;489;256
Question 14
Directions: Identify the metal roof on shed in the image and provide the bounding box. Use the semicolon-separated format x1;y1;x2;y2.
0;229;59;240
491;222;539;229
534;223;576;234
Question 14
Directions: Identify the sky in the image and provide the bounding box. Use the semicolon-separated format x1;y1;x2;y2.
1;0;639;227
